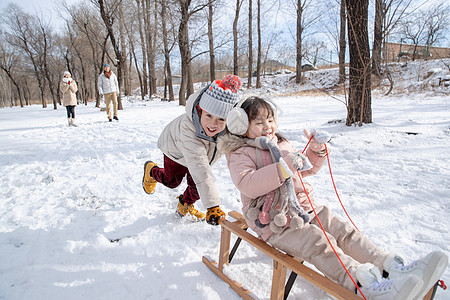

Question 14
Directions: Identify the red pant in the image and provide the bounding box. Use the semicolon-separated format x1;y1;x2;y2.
150;155;200;204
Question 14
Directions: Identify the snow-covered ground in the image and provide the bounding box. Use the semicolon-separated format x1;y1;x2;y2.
1;61;449;299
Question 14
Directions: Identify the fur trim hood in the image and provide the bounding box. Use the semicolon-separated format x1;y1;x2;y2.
217;133;246;154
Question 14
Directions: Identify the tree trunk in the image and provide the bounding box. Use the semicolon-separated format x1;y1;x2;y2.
161;0;174;100
233;0;243;76
144;0;157;96
119;2;130;96
136;0;148;97
295;0;303;84
372;0;383;77
339;0;346;83
256;0;261;88
151;0;158;94
178;0;192;105
208;0;216;82
247;0;253;88
0;66;24;107
98;0;123;110
345;0;372;126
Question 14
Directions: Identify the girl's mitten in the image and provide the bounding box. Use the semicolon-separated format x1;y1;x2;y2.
286;151;313;172
304;129;331;152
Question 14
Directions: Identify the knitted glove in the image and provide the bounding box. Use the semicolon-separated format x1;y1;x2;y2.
206;206;226;225
286;151;313;172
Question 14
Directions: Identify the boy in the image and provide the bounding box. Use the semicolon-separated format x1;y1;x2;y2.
142;75;242;225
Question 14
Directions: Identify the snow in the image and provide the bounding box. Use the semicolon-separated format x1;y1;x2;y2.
1;60;449;299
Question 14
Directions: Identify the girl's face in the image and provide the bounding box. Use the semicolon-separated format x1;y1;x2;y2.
245;108;276;140
200;110;226;137
64;74;70;78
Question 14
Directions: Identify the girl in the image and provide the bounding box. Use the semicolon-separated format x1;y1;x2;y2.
218;96;447;299
142;75;242;225
60;71;78;126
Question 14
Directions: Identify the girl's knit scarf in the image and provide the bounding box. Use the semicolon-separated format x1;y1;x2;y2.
244;136;310;232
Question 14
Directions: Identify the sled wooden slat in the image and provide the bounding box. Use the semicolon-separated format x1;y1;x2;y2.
202;256;254;300
203;210;360;300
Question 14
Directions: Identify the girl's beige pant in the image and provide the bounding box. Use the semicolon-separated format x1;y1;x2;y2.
268;205;389;291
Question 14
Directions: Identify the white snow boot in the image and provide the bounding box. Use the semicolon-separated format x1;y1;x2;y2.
383;251;448;299
68;118;72;126
356;263;423;300
71;118;78;127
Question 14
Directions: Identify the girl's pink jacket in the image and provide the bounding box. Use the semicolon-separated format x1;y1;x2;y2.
218;133;327;241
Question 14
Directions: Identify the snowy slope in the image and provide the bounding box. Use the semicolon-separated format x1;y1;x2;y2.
0;63;449;299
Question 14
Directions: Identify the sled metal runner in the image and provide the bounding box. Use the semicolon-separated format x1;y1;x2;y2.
202;210;439;300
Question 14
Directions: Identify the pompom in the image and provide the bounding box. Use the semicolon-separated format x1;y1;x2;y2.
246;207;260;220
255;219;266;228
269;208;278;219
221;75;242;93
259;211;270;224
290;216;304;230
270;221;283;233
274;213;287;227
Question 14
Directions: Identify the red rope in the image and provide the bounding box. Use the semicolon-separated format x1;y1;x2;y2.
297;171;365;299
300;137;364;297
324;144;360;231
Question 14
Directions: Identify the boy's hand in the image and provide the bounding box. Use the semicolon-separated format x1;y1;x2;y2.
206;206;225;225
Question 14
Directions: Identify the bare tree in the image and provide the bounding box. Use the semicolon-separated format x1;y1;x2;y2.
119;1;130;96
143;0;157;96
161;0;174;101
135;0;148;97
339;0;346;83
0;41;25;107
247;0;253;88
256;0;262;88
294;0;319;84
423;3;449;48
34;16;59;109
3;4;48;108
372;0;412;76
207;0;216;82
96;0;124;110
177;0;209;105
233;0;244;76
345;0;372;126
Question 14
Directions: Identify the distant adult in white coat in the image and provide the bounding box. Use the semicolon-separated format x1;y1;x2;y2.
98;64;120;122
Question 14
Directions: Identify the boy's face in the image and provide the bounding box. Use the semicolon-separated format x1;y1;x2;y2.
245;108;276;140
200;110;226;137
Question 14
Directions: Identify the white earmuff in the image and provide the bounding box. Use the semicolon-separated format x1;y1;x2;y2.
227;98;248;135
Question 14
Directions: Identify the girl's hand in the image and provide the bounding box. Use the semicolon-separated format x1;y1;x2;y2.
286;151;313;172
304;129;331;152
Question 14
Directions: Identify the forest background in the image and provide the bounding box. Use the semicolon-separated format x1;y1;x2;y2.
0;0;449;123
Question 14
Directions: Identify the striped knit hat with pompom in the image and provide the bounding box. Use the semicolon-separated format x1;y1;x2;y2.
199;75;242;119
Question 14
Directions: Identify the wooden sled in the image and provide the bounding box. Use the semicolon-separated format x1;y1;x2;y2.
203;210;439;300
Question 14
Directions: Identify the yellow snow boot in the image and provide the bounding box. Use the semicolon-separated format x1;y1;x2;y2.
176;196;206;221
142;161;157;194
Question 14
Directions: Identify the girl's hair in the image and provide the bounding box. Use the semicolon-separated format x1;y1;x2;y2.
241;96;276;123
240;96;286;141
